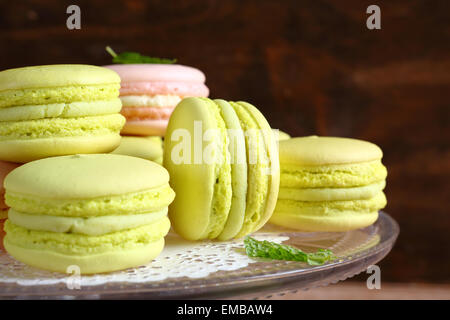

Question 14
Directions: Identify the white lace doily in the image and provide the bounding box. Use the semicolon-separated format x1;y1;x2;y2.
0;231;288;287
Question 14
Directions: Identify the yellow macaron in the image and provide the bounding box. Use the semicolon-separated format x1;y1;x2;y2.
269;136;387;232
3;154;175;274
0;65;125;163
163;97;280;241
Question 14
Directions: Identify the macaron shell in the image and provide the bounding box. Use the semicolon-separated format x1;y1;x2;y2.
163;97;220;240
233;101;280;237
214;100;248;241
104;64;206;83
279;136;383;165
4;154;171;199
3;236;165;274
269;210;379;232
0;134;121;163
0;64;120;91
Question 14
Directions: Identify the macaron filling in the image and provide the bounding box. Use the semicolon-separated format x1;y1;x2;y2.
121;106;174;121
0;99;122;122
120;95;182;108
279;180;386;202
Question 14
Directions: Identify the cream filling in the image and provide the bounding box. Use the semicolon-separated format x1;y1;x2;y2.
7;208;168;236
120;95;182;108
0;99;122;122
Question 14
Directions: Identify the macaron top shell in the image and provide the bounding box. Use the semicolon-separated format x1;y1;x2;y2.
0;65;120;91
4;154;170;199
280;136;383;165
104;64;206;83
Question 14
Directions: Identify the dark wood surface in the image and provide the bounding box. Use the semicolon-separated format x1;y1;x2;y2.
0;0;449;283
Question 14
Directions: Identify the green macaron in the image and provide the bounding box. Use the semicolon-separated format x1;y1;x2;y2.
163;97;280;241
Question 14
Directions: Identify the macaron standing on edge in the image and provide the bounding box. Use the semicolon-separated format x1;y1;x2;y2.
104;64;209;137
3;154;175;274
269;136;387;232
163;97;280;241
0;64;125;163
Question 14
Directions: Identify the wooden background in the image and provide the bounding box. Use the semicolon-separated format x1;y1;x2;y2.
0;0;449;283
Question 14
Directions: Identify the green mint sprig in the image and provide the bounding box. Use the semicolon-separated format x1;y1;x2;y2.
106;46;177;64
244;236;336;266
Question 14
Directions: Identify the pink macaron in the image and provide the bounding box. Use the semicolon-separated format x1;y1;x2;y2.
104;64;209;136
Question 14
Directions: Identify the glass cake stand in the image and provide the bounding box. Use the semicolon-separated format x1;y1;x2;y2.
0;211;398;299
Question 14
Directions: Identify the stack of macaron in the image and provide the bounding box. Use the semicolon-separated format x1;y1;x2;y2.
105;64;209;137
269;136;387;232
3;154;175;274
0;64;125;163
164;97;279;240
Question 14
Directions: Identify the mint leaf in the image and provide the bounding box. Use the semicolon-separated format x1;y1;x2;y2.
244;236;335;266
106;46;177;64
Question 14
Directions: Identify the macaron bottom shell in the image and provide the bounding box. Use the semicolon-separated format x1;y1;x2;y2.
3;216;170;274
269;210;379;232
4;236;165;274
0;134;122;163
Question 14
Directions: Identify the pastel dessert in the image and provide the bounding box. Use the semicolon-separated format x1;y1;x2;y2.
0;65;125;163
0;161;20;251
104;64;209;136
164;97;280;241
3;154;175;274
111;136;163;164
269;136;387;232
